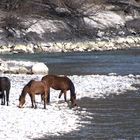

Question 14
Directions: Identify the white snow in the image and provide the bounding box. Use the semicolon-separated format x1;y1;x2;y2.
0;74;140;140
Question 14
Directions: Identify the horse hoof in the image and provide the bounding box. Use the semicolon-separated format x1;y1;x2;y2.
70;103;77;108
34;106;37;109
17;105;20;108
17;105;24;108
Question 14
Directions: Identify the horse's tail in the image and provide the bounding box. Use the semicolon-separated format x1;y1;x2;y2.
69;80;76;99
69;79;77;107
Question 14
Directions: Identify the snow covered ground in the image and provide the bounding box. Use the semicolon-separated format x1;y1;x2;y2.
0;74;140;140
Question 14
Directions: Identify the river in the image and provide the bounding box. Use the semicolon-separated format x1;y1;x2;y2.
1;48;140;140
1;48;140;75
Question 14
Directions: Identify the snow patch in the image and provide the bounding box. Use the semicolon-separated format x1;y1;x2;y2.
0;74;139;140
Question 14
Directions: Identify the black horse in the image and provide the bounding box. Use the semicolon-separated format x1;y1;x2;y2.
0;77;11;106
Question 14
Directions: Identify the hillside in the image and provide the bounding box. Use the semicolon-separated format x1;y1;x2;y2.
0;0;140;53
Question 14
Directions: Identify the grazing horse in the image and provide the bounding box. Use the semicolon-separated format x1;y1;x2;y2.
41;75;77;107
0;77;11;106
18;80;49;109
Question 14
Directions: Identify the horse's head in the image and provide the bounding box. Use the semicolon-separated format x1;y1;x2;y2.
71;95;77;108
18;95;25;108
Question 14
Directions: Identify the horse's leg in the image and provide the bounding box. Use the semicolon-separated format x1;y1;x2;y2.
41;94;43;102
41;94;45;102
32;95;37;109
1;91;5;105
41;88;50;104
47;88;50;103
63;90;67;102
29;94;34;108
6;89;9;106
58;90;63;99
43;93;47;109
43;88;49;109
58;90;67;102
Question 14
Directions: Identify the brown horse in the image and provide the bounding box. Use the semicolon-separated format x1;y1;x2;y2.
41;75;77;107
18;80;49;109
0;77;11;106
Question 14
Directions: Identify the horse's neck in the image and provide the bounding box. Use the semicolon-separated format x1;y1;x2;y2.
21;86;28;97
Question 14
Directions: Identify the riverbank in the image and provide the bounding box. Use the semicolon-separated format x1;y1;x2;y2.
0;36;140;54
0;73;140;140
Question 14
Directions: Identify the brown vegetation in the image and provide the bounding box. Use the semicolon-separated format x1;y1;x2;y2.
0;0;139;44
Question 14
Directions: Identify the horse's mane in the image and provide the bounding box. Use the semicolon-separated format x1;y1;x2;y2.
21;80;34;97
26;80;34;87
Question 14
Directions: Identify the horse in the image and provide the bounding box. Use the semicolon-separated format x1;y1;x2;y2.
18;80;49;109
41;75;77;107
0;77;11;106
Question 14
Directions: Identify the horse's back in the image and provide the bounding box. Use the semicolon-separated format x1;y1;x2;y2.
42;74;73;90
27;80;47;94
42;74;69;82
42;75;55;83
0;77;11;91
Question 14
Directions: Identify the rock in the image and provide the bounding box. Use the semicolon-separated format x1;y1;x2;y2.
12;45;28;53
7;67;19;74
0;59;48;74
4;66;30;74
0;62;8;72
0;46;11;53
11;44;35;53
84;11;125;29
18;67;29;74
31;63;49;74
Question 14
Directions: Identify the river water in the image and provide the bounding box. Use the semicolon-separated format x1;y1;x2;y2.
1;48;140;140
1;48;140;75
